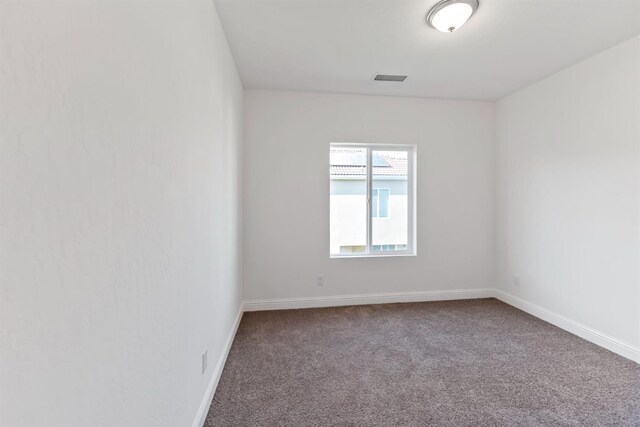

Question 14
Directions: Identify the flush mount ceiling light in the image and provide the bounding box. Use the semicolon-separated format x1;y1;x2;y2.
427;0;479;33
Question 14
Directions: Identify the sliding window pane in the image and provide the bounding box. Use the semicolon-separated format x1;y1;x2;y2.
371;150;408;252
330;147;367;256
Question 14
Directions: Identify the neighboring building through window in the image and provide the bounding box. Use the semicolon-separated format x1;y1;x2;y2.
371;188;389;218
330;143;416;257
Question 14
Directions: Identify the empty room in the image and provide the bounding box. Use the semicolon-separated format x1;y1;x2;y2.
1;0;639;426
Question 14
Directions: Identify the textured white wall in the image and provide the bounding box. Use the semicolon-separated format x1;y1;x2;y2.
243;90;495;300
496;35;640;347
0;1;243;426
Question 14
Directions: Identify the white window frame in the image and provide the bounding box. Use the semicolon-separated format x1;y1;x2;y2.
330;142;417;258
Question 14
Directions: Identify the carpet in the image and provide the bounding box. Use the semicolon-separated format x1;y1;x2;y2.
206;298;640;426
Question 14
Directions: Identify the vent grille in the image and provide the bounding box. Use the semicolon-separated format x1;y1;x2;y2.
374;74;407;82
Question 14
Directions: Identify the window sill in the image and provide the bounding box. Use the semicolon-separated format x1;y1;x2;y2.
330;252;417;259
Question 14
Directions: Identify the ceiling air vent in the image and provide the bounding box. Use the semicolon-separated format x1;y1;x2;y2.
374;74;407;82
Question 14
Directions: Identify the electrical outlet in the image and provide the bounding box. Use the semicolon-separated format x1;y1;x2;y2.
513;275;521;287
316;275;325;287
202;349;207;374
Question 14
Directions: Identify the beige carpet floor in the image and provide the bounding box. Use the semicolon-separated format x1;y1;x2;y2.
206;298;640;426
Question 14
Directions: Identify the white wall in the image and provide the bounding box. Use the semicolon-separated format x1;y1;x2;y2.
244;90;495;301
496;35;640;348
0;1;243;426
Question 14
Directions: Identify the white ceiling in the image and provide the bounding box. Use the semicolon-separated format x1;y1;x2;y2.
214;0;640;101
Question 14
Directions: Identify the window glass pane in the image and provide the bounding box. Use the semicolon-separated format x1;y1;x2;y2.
378;188;389;218
371;150;408;251
330;147;367;256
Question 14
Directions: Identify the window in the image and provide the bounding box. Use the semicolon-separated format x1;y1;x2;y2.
371;189;389;218
330;143;416;257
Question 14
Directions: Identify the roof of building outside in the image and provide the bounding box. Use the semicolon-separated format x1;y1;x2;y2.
330;148;407;176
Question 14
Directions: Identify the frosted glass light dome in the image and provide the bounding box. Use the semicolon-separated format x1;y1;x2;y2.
427;0;479;33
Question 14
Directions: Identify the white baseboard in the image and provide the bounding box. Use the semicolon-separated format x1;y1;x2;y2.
494;289;640;364
191;303;244;427
243;288;494;311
